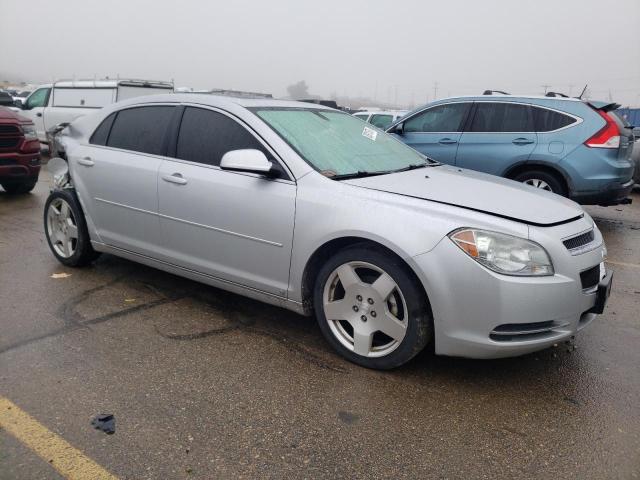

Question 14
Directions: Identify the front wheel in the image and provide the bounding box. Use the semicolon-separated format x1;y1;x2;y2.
314;246;432;369
44;189;100;267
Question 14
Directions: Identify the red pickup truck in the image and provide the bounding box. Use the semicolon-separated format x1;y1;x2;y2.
0;107;41;193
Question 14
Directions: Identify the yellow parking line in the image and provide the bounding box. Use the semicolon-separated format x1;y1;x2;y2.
0;396;118;480
606;260;640;269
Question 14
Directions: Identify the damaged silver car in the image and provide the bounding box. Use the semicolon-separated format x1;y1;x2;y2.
44;95;612;369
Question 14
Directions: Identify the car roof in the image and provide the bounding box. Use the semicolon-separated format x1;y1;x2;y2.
34;79;173;89
111;93;336;110
431;94;583;103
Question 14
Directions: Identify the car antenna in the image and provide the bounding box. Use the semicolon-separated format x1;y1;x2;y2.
577;84;588;99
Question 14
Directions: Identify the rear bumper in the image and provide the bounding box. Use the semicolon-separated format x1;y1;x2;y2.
0;152;41;182
561;143;635;205
570;178;634;206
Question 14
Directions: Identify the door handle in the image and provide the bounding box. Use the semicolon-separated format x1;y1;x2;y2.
36;112;42;117
77;156;94;166
162;173;188;185
438;138;458;145
512;138;534;145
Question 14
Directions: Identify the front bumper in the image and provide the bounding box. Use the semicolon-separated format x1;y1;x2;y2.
0;152;41;181
412;221;607;359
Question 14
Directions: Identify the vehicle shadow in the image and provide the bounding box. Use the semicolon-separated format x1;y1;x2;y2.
75;253;587;387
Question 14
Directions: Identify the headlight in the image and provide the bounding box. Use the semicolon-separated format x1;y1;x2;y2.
22;124;37;141
449;228;554;276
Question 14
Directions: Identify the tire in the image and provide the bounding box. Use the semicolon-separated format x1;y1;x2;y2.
44;189;100;267
2;180;36;194
513;169;566;196
314;245;432;369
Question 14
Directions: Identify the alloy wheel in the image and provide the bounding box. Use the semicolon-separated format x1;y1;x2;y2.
322;261;408;358
523;178;552;192
46;197;78;258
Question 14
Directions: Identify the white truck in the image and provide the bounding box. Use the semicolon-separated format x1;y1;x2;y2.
15;78;174;142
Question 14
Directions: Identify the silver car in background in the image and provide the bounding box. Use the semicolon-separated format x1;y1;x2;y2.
45;95;612;369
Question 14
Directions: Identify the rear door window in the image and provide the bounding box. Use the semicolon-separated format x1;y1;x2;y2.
532;107;577;132
90;113;116;146
469;103;533;132
175;107;287;177
107;106;175;155
404;103;469;133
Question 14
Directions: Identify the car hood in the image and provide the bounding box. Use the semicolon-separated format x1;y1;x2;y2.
343;165;584;227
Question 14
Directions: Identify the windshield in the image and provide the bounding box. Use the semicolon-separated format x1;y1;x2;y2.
255;108;429;177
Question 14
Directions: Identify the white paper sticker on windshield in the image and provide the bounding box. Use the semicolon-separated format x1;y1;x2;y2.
362;126;377;141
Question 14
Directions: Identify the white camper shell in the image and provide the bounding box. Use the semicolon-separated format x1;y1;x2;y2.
17;78;174;142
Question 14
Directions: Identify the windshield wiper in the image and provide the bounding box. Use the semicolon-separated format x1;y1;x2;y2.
331;159;442;180
389;162;430;173
331;170;389;180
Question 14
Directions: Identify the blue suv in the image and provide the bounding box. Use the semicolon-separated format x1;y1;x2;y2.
387;93;635;205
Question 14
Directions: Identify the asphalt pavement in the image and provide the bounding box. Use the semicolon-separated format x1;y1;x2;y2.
1;174;639;479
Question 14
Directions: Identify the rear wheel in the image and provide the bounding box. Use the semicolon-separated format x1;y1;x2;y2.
314;245;432;369
513;169;566;196
44;189;100;267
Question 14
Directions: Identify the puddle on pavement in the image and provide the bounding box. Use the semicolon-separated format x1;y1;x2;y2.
150;297;234;339
72;281;165;323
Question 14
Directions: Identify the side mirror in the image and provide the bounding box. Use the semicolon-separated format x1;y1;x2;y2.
388;122;404;135
14;99;24;109
220;149;274;176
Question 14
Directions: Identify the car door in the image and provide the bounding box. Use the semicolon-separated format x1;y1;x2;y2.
456;102;537;176
71;105;176;256
392;102;470;164
21;87;51;141
157;106;296;297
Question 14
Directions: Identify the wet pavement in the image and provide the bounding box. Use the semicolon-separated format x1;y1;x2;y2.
1;175;639;479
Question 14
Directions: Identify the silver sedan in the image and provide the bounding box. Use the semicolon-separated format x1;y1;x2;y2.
44;95;612;369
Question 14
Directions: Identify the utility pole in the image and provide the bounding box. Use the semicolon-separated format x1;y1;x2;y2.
433;81;439;100
541;84;551;94
394;85;398;107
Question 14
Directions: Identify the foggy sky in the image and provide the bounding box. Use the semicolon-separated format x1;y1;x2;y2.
1;0;639;107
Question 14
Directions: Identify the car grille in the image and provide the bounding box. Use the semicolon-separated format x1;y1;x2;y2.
490;320;569;342
0;137;20;149
580;265;600;291
563;230;595;251
0;125;20;135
